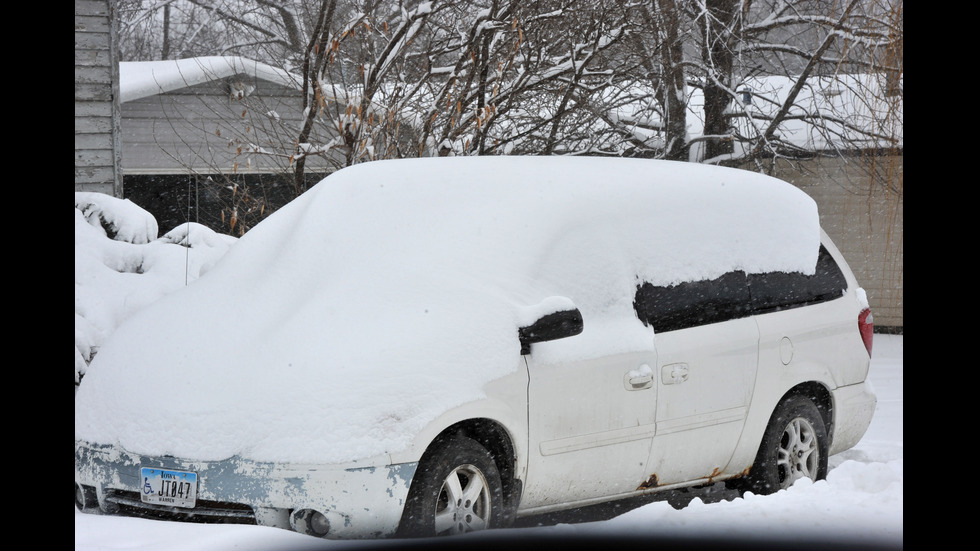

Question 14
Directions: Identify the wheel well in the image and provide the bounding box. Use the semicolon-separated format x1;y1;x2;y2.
428;419;521;525
783;382;834;445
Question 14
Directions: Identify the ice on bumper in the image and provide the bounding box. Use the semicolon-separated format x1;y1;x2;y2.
74;442;417;538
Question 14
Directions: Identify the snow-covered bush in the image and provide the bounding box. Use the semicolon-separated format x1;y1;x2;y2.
75;193;237;389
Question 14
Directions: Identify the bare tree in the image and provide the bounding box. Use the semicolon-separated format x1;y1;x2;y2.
116;0;902;189
604;0;901;170
116;0;310;63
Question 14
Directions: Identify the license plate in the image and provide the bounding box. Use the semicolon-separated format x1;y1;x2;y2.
140;467;198;508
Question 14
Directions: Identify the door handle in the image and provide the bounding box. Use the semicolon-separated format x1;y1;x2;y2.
625;364;654;390
662;363;689;385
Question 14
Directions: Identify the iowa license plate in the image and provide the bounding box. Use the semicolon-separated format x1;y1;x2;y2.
140;467;198;508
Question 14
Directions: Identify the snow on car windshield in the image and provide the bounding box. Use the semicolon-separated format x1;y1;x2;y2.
74;157;819;464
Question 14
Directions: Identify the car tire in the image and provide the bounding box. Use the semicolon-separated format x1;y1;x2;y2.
742;395;829;495
398;434;504;537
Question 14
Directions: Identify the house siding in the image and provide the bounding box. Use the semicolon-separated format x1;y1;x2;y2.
121;79;344;175
773;154;903;330
75;0;123;196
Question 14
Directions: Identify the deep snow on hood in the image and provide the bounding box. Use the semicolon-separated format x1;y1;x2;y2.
74;157;820;464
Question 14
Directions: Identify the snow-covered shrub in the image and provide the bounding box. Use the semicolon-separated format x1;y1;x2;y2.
74;193;237;389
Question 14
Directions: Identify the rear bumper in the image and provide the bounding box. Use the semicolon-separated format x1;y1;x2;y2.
74;441;417;539
828;380;877;455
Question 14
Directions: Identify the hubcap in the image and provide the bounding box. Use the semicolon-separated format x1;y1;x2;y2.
775;416;819;489
434;464;491;535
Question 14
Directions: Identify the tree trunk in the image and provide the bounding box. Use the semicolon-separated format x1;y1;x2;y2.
654;0;688;161
294;0;337;196
161;4;171;60
699;0;739;163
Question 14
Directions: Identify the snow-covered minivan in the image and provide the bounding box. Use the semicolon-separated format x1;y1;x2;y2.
74;157;876;539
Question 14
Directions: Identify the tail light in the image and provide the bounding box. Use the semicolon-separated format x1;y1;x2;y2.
858;308;874;357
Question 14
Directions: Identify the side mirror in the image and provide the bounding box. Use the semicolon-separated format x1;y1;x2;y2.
519;308;584;355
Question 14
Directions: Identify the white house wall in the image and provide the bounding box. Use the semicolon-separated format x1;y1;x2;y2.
75;0;122;196
121;79;345;175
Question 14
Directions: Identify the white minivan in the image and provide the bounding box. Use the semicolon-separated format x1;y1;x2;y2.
75;157;877;539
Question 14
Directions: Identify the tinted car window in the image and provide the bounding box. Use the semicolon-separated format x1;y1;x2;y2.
633;246;848;333
747;245;847;314
634;271;751;333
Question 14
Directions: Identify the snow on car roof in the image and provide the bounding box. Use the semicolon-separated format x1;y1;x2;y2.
74;157;820;464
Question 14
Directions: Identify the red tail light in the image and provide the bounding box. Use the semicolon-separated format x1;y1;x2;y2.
858;308;874;357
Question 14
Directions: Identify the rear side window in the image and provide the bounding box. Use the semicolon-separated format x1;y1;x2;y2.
633;246;848;333
747;245;847;314
633;271;751;333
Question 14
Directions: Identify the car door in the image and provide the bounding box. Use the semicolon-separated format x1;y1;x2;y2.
521;317;659;509
634;272;760;485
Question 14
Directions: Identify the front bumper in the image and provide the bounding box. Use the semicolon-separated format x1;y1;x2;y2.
74;441;417;539
828;380;877;455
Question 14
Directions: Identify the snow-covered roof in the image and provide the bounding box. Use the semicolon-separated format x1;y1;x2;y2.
734;73;903;151
611;72;903;155
118;56;304;103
